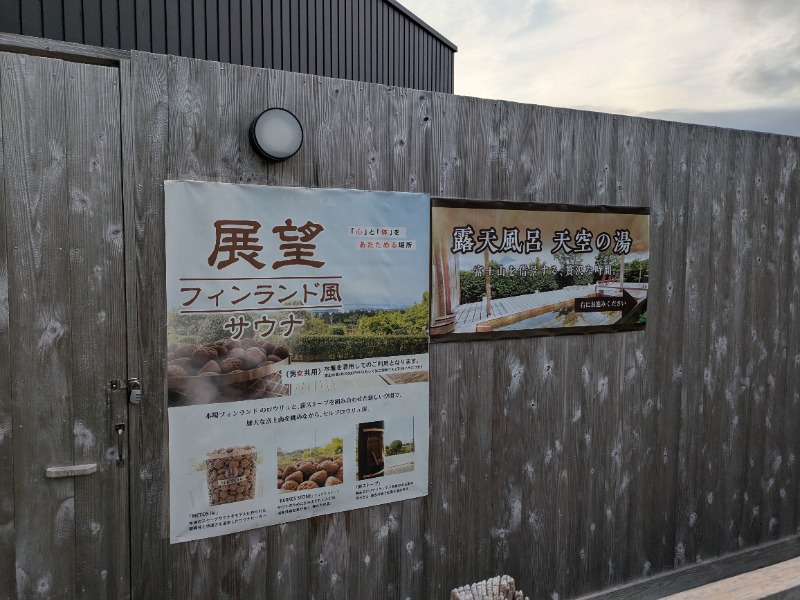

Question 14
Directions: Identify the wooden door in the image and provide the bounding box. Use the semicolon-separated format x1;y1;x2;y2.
0;52;129;599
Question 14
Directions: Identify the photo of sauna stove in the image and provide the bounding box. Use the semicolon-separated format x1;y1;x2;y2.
357;421;385;480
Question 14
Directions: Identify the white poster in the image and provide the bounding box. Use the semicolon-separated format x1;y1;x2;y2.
165;181;430;543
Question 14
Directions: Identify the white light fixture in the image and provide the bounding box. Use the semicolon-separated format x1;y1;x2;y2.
248;108;304;161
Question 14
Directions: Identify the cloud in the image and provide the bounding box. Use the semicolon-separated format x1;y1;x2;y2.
729;37;800;97
399;0;800;136
639;105;800;137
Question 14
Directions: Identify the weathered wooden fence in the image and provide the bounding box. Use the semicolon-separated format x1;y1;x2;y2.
2;36;800;599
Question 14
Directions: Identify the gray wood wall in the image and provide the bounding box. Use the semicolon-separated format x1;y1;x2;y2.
125;50;800;599
0;36;797;599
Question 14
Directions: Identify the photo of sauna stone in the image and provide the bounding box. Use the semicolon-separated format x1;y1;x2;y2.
167;337;291;406
205;445;258;505
277;435;344;493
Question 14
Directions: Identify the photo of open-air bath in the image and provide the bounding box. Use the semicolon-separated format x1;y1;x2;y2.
431;201;650;338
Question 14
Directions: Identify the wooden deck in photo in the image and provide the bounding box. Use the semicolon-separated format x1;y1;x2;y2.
290;372;389;395
288;362;429;395
452;284;648;333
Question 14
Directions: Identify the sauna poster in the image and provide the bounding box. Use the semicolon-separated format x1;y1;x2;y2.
430;198;650;341
164;181;430;543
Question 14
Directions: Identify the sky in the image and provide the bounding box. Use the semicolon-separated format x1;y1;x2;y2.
399;0;800;137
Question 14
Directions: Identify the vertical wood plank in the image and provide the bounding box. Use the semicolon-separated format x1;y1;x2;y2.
735;133;766;550
624;119;668;580
753;134;788;546
168;58;246;600
361;78;400;600
386;82;430;600
654;122;692;571
574;112;645;595
426;341;491;597
64;59;127;600
169;56;218;179
720;129;751;553
783;137;800;538
166;59;228;599
680;126;724;560
614;115;657;583
498;104;572;599
263;63;311;600
741;133;782;548
117;56;138;600
388;86;431;194
675;124;710;566
304;71;353;189
2;51;74;600
425;91;497;598
129;49;171;600
709;128;755;558
0;48;15;600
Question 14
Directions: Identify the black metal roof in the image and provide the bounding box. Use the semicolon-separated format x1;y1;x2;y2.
0;0;457;93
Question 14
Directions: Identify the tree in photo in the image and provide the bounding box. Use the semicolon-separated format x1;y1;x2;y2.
552;251;594;288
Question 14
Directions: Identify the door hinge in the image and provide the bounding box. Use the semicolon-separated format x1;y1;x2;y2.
109;378;141;404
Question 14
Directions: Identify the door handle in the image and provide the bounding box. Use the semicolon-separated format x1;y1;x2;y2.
46;463;98;478
115;423;126;465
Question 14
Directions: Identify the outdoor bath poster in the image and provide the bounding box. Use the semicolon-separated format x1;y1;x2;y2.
430;198;650;341
165;181;430;543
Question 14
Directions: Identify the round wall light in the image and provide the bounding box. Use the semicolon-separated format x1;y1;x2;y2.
248;108;304;161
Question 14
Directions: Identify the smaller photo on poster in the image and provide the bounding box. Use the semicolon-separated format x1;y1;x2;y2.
357;417;417;480
183;444;266;510
277;431;344;493
430;198;650;341
204;445;260;506
167;337;291;406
